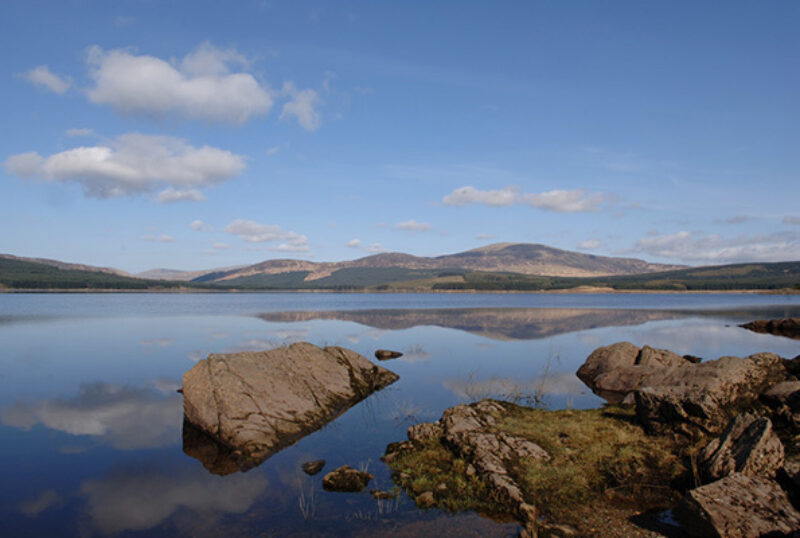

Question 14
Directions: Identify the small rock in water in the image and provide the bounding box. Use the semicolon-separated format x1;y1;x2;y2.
375;349;403;360
322;465;374;492
370;489;395;500
301;459;326;475
416;490;436;508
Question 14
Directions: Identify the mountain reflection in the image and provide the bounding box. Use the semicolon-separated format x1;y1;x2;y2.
259;308;684;341
0;381;182;450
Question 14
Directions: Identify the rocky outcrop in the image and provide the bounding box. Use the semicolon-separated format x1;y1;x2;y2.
375;349;403;360
182;342;398;471
386;400;549;534
698;414;784;483
322;465;374;492
740;317;800;340
576;342;691;403
674;473;800;538
633;352;786;435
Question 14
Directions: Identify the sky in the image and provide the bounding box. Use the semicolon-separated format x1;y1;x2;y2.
1;1;799;273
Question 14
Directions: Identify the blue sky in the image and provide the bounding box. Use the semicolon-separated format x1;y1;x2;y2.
1;1;799;273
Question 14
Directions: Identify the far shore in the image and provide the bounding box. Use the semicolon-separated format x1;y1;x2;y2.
1;286;799;295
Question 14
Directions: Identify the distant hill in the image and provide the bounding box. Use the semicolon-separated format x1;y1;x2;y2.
2;245;798;292
0;257;190;290
196;243;686;286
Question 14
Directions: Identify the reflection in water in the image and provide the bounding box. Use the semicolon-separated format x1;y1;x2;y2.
0;381;182;450
443;372;589;404
182;420;246;476
19;490;62;517
259;308;684;341
80;465;267;534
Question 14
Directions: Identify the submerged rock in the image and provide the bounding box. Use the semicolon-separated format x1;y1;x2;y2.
375;349;403;360
301;459;326;476
740;317;800;340
698;414;784;483
322;465;374;492
674;473;800;538
182;342;398;471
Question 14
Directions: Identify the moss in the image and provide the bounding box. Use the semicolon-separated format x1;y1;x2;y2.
388;402;687;530
498;405;685;520
386;437;512;515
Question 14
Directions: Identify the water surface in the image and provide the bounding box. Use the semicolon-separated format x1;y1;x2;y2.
1;293;799;536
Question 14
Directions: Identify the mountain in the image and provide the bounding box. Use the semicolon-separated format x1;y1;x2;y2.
195;243;685;285
136;266;245;281
0;254;130;277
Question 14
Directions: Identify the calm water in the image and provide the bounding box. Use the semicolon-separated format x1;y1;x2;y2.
1;293;799;537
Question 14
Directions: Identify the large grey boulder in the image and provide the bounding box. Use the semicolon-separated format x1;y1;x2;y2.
674;473;800;538
182;342;398;469
698;414;784;484
576;342;690;403
633;352;786;435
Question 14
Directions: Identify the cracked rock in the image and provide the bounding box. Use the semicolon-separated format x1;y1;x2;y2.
182;342;398;471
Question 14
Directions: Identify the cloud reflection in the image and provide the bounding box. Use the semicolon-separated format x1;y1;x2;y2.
80;466;267;534
0;381;182;450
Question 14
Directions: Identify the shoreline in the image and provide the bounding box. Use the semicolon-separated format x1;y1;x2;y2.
1;287;799;295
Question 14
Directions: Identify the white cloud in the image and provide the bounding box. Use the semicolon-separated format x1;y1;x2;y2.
722;215;752;224
4;133;245;199
632;230;800;263
156;187;205;203
0;382;182;450
224;219;308;253
266;145;280;156
520;189;604;213
784;216;800;226
394;219;431;232
190;219;212;231
141;234;175;243
66;128;94;137
442;186;517;207
442;185;606;213
577;238;602;250
86;43;273;124
20;65;72;94
476;233;494;240
347;238;361;248
211;243;230;250
280;81;321;131
366;243;387;253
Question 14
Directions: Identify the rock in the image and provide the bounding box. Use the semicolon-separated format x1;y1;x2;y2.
762;380;800;411
783;459;800;490
632;352;786;435
407;421;443;443
577;342;691;403
740;318;800;340
539;523;580;537
182;419;243;476
435;482;448;492
674;473;800;537
301;459;326;475
382;440;414;463
683;354;703;364
698;414;784;483
416;491;435;508
370;489;395;500
375;349;403;360
322;465;374;492
438;400;549;507
182;342;398;470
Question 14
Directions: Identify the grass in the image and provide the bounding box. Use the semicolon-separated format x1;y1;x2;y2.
499;405;684;520
388;402;687;529
387;437;509;515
